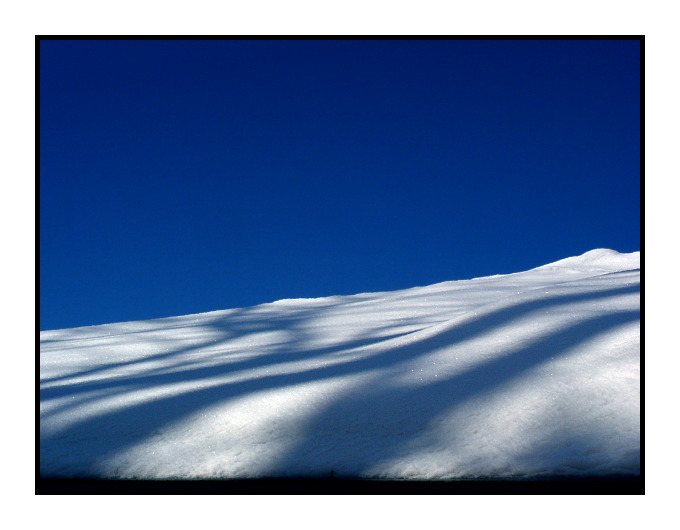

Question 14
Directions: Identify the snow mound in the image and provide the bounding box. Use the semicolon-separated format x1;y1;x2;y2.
533;248;640;273
40;250;640;480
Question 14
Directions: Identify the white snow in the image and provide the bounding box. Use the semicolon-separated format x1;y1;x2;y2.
40;249;640;479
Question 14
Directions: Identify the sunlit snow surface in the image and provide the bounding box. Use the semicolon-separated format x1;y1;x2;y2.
40;249;640;479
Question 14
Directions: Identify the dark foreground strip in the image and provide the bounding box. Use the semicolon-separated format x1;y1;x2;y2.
37;474;642;495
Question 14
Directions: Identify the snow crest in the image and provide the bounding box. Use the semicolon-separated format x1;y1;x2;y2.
533;248;640;273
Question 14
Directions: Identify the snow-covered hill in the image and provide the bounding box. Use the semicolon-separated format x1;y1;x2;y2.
39;249;640;480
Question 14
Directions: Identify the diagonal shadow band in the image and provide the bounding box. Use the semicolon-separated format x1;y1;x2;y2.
40;281;639;477
41;281;639;399
263;308;640;476
39;328;412;404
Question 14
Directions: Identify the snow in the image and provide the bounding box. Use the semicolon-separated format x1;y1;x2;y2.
39;249;640;480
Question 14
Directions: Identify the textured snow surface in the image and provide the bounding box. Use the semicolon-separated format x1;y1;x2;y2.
40;249;640;479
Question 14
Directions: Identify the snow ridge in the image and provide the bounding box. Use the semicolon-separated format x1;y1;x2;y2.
40;250;640;479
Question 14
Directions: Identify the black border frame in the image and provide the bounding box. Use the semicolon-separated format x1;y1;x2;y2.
36;35;644;495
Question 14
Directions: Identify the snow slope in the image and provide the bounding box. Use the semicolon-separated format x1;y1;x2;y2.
39;249;640;479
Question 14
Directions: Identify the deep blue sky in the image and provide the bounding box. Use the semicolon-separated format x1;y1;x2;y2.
40;39;640;330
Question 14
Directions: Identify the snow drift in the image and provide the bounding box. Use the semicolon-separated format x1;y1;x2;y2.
39;249;640;479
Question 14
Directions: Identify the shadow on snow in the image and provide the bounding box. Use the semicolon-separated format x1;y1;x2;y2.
39;281;640;478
